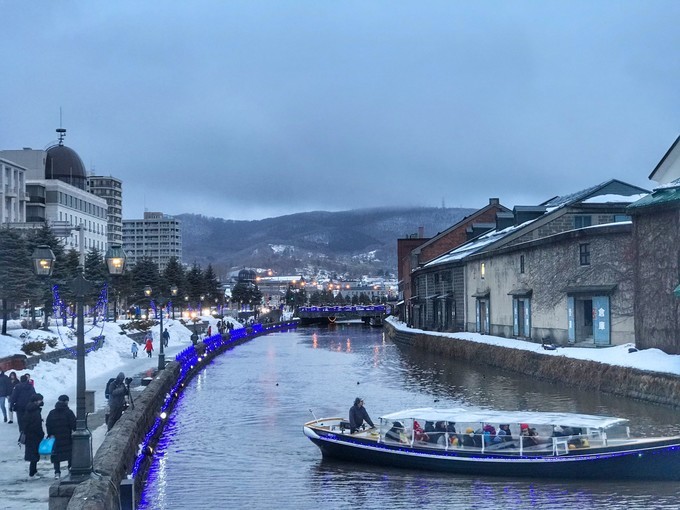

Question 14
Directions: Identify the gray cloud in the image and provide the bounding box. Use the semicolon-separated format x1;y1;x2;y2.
1;1;677;220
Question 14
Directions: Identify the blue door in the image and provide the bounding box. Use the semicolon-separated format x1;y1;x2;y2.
592;296;610;346
512;299;519;336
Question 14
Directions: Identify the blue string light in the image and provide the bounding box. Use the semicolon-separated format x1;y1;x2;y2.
50;284;108;357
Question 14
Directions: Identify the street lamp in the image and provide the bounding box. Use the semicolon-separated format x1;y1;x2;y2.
143;284;178;371
32;244;126;480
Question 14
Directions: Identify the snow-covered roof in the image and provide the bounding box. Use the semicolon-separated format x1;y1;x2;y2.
582;193;648;204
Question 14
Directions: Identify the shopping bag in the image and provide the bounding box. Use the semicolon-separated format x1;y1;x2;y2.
39;436;55;455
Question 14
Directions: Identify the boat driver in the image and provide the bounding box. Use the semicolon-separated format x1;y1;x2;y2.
349;397;375;434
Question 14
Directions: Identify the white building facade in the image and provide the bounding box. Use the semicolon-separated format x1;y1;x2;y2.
0;157;27;224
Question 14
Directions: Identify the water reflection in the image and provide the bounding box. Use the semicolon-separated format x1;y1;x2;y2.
140;325;680;509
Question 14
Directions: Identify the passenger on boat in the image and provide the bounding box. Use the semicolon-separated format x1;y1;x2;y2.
349;397;375;434
520;424;540;447
483;424;497;445
385;421;408;443
426;421;447;445
461;427;476;447
413;420;429;442
497;424;513;442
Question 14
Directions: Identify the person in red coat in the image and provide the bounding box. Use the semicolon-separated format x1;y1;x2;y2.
144;338;154;358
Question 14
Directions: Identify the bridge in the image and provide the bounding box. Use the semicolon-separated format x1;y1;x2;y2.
296;305;388;325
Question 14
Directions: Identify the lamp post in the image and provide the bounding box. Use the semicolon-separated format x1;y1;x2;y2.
143;284;178;371
32;244;126;480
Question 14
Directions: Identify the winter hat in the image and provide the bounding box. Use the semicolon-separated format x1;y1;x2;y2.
354;397;362;406
31;393;44;402
116;372;125;381
520;423;529;430
58;395;70;402
465;427;474;433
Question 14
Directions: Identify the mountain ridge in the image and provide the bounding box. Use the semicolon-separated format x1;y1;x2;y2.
179;206;476;277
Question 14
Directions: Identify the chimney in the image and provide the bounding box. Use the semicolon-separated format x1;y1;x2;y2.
418;226;425;238
489;198;500;205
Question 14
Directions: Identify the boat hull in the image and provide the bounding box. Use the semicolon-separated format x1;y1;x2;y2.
305;429;680;480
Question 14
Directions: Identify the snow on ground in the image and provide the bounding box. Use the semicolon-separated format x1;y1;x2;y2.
387;317;680;376
0;315;241;510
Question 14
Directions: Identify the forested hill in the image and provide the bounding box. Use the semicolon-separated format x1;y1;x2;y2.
178;206;475;277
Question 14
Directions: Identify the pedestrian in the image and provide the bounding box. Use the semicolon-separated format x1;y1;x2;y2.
107;372;129;431
7;371;18;423
131;341;138;359
24;393;45;480
0;369;11;423
45;395;76;479
10;374;35;439
206;325;212;338
349;397;375;434
144;337;154;358
162;328;170;347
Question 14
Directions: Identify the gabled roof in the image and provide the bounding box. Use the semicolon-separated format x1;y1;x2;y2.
423;179;648;270
413;199;510;254
649;135;680;182
541;179;649;208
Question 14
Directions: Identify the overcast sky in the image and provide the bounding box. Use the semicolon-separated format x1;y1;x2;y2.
1;1;678;220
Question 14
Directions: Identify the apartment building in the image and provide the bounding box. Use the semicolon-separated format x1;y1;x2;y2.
122;211;182;271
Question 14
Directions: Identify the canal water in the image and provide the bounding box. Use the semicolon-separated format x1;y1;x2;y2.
139;325;680;509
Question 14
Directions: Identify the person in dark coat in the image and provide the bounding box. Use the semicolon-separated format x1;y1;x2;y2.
107;372;129;431
7;372;18;423
349;397;375;434
46;395;76;479
0;369;12;423
10;374;36;439
23;393;45;479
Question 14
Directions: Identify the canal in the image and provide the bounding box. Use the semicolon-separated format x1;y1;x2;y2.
139;325;680;509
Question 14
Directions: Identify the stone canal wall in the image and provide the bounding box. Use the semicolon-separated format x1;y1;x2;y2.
49;321;298;510
384;320;680;408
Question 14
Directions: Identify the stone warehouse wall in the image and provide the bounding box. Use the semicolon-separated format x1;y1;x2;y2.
384;321;680;408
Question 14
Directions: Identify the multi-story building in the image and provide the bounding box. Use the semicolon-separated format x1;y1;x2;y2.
0;157;27;224
1;131;108;253
122;212;182;271
87;175;123;246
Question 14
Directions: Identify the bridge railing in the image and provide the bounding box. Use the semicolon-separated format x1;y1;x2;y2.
298;305;387;313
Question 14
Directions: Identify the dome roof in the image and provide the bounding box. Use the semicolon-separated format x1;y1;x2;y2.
45;144;87;190
238;269;256;282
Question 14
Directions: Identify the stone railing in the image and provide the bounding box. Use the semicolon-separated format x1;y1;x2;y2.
0;336;106;371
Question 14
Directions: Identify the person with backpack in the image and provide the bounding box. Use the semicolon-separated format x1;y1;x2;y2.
107;372;129;431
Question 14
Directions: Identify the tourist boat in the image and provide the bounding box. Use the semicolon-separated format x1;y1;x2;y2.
303;407;680;480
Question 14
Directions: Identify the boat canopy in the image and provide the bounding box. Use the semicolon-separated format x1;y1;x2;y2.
379;408;628;430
